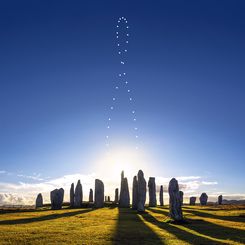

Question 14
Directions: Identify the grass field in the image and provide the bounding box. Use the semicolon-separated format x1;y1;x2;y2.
0;204;244;244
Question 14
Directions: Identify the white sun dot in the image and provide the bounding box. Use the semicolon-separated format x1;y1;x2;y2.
127;34;129;36
134;127;138;130
125;81;128;84
126;26;129;29
135;135;138;138
116;32;118;34
126;41;129;43
125;49;127;52
108;118;111;121
116;36;119;39
132;110;135;114
129;98;132;101
117;25;119;28
115;86;119;89
128;89;130;92
119;74;122;76
123;72;126;75
107;126;110;129
112;97;116;101
117;44;120;46
106;135;109;138
134;118;136;121
118;51;121;54
110;106;114;110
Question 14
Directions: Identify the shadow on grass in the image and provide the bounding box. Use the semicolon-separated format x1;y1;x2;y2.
0;208;94;225
112;208;164;245
140;211;225;245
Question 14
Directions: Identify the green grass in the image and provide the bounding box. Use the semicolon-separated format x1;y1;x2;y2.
0;205;244;244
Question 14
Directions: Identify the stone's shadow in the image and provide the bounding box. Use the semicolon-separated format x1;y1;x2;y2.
112;208;164;245
0;208;94;225
139;212;225;245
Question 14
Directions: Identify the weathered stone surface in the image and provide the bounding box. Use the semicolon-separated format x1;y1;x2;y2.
159;185;164;206
74;180;83;208
179;191;184;206
200;193;208;205
35;193;43;208
148;177;157;207
137;170;146;212
132;176;138;210
50;188;64;210
168;178;183;221
89;188;93;202
94;179;104;208
70;183;74;207
189;196;196;205
114;188;119;204
119;171;130;208
218;195;222;205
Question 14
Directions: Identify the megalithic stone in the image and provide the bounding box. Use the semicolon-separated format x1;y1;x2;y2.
132;176;138;210
114;188;119;204
200;193;208;205
119;171;130;208
70;183;74;207
179;191;184;206
218;195;222;205
108;196;110;202
35;193;43;208
168;178;183;221
137;170;146;212
74;180;83;208
50;188;64;210
148;177;157;207
189;196;196;205
159;185;164;206
94;179;104;208
89;188;93;202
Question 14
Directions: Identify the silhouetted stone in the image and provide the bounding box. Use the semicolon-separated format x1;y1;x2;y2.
119;171;130;208
218;195;222;205
114;188;119;204
35;193;43;208
159;185;164;206
137;170;146;212
179;191;184;205
189;196;196;205
108;196;110;202
168;178;183;221
74;180;83;208
94;179;104;208
89;188;93;202
200;193;208;205
132;175;138;210
50;188;64;210
70;183;74;207
148;177;157;207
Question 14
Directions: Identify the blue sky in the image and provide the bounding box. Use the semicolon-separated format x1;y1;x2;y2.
0;0;245;204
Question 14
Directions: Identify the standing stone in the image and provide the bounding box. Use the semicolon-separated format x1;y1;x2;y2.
132;176;138;210
189;196;196;205
105;196;107;202
148;177;157;207
119;171;130;208
218;195;222;205
70;183;74;207
114;188;119;204
159;185;164;206
137;170;146;212
89;188;93;202
200;193;208;205
35;193;43;208
179;191;184;206
108;196;110;202
50;188;64;210
168;178;183;221
94;179;104;208
74;180;83;208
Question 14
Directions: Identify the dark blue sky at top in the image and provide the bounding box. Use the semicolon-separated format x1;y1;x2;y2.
0;1;245;192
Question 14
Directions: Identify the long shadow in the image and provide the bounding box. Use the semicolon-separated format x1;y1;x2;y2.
0;208;94;225
140;212;225;245
112;208;164;244
183;208;245;223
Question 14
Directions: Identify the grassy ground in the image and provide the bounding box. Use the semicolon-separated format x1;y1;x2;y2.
0;204;244;244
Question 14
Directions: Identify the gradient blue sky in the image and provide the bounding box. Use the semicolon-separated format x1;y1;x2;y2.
0;0;245;203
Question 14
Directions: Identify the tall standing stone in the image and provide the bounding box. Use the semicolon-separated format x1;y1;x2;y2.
168;178;183;221
89;188;93;202
94;179;104;208
159;185;164;206
189;196;196;205
50;188;64;210
200;193;208;205
119;171;130;208
108;196;110;202
35;193;43;208
70;183;74;207
218;195;222;205
179;191;184;206
137;170;146;212
148;177;157;207
132;176;138;210
74;180;83;208
114;188;119;204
